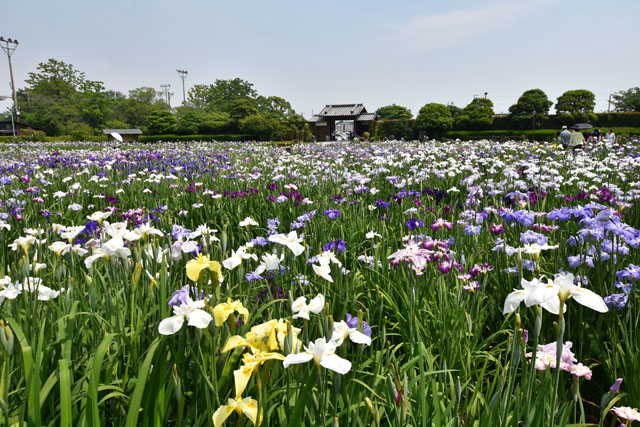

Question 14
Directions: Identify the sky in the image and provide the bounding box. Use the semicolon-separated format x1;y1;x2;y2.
1;0;639;119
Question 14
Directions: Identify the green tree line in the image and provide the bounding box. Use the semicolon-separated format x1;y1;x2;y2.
3;58;310;141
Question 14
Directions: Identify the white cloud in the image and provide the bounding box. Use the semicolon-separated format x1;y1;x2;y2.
386;0;551;53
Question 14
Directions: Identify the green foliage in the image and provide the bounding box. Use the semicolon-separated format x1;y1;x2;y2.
146;111;178;134
373;119;415;140
256;95;294;119
18;58;113;136
187;78;257;113
200;111;235;134
107;87;166;129
596;112;640;128
103;119;131;130
239;114;280;140
229;99;259;121
555;89;597;122
457;98;494;129
612;87;640;112
138;133;251;142
176;110;205;134
447;103;463;119
375;104;413;120
414;103;454;135
509;89;553;129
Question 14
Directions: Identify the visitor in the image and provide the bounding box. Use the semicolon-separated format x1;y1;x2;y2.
583;130;591;142
559;125;572;149
592;129;601;143
606;129;617;143
570;128;585;153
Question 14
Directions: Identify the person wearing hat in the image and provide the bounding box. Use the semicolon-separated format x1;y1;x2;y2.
559;125;572;149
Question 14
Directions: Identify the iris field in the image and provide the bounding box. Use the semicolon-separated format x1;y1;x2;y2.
0;138;640;426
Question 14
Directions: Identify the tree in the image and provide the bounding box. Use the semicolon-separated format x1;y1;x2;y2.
457;98;494;129
508;89;553;129
107;87;166;129
256;95;295;119
413;103;454;136
200;112;234;134
447;103;463;119
147;111;178;134
230;99;259;121
555;89;596;122
18;58;113;136
375;104;412;120
177;110;205;134
239;114;280;140
187;78;257;112
611;87;640;112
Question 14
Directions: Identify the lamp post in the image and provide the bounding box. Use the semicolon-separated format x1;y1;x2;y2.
160;84;171;110
0;36;19;136
531;110;536;142
176;69;188;104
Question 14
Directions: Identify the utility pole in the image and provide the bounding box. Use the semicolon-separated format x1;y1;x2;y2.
608;94;612;113
176;69;188;103
0;36;19;136
160;84;171;110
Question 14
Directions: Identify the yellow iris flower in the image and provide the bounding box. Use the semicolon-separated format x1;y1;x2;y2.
185;253;223;282
213;395;260;427
223;319;301;354
213;298;249;327
233;351;285;396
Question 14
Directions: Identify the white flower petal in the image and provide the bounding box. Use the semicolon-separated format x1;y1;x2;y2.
570;288;609;313
320;354;351;374
187;309;213;329
158;315;185;335
348;330;372;346
282;352;314;368
502;290;526;314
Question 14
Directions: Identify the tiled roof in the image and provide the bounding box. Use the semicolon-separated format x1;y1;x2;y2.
356;113;377;121
317;104;366;117
102;129;143;135
308;115;326;123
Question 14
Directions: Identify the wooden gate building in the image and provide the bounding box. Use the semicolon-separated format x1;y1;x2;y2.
308;104;376;141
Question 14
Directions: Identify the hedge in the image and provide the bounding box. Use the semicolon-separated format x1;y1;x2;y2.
372;112;640;138
0;135;107;143
139;134;252;143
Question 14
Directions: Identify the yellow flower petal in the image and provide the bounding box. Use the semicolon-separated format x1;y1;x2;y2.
238;397;259;425
213;402;235;427
233;363;254;397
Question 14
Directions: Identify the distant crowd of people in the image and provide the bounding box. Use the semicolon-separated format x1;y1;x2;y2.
558;126;616;152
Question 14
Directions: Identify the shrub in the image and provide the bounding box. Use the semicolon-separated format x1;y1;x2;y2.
414;103;453;137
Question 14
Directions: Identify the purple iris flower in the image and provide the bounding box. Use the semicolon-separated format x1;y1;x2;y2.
245;271;264;282
604;293;628;310
345;313;372;337
405;217;424;231
251;236;268;247
323;239;346;252
520;230;548;246
375;200;389;210
323;209;341;219
610;378;623;393
168;285;204;307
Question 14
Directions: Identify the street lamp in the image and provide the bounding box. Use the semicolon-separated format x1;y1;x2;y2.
176;69;188;103
0;36;19;136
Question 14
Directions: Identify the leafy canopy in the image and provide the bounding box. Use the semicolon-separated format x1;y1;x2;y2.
375;104;413;120
457;98;494;129
612;87;640;112
508;89;553;128
413;103;454;134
